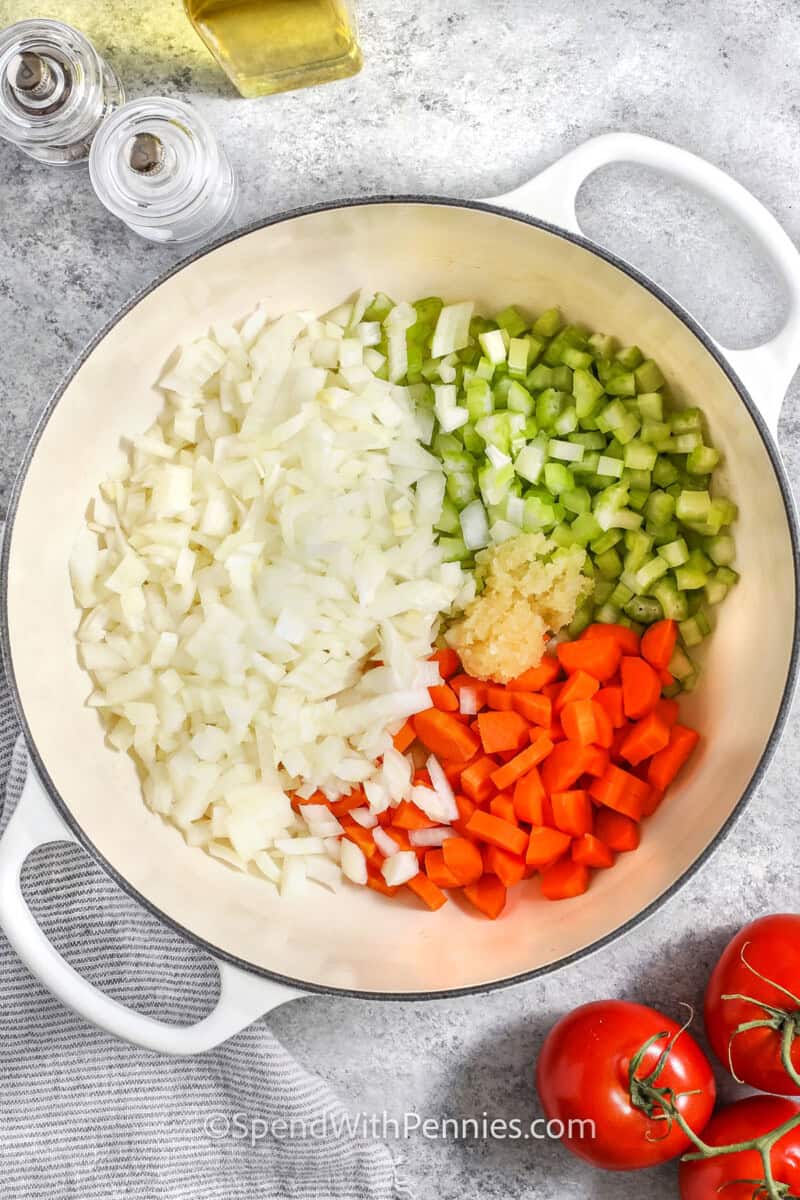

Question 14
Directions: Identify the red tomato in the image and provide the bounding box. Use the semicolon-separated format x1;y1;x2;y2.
536;1000;716;1169
679;1096;800;1199
705;914;800;1095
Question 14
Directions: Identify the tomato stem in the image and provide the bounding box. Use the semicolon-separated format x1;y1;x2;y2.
627;1016;800;1200
719;941;800;1093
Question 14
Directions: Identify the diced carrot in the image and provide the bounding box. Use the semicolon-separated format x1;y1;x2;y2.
477;710;530;754
525;825;572;866
619;711;671;766
507;657;561;692
512;691;552;727
580;622;640;655
555;669;600;712
463;874;507;919
465;809;529;855
610;722;633;760
560;699;599;746
495;746;519;763
484;844;526;887
595;686;625;728
591;699;614;748
461;755;498;804
581;745;610;778
413;768;432;788
391;799;439;830
430;648;461;680
641;786;665;817
486;686;515;712
551;789;593;836
377;809;393;826
392;720;416;753
589;763;650;821
455;793;476;823
489;792;517;823
442;837;484;885
341;821;376;859
490;734;553;791
640;619;678;671
424;848;460;888
367;862;399;896
547;718;566;743
541;859;590;900
572;833;615;869
543;681;563;703
429;684;459;712
655;698;680;727
443;754;475;786
385;827;413;851
557;637;622;682
331;791;368;818
407;871;448;910
648;724;700;791
512;768;547;824
541;740;592;794
413;708;481;763
621;656;661;719
659;668;675;687
594;808;640;852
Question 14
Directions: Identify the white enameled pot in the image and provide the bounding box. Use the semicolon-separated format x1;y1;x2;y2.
1;133;798;1054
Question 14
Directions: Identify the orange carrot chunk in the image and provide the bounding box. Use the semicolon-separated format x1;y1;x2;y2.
551;789;593;836
647;724;700;791
407;872;448;910
413;708;480;762
341;822;377;859
512;691;552;727
430;648;461;679
589;763;650;821
594;686;625;729
429;684;459;712
465;809;529;855
557;637;622;682
512;768;547;824
640;619;678;671
581;745;610;778
540;859;590;900
442;836;484;885
620;656;661;720
460;755;498;804
590;699;615;748
490;734;553;791
477;710;530;754
580;622;640;655
424;848;460;888
486;686;515;712
484;844;526;888
391;800;440;830
540;740;591;794
367;862;400;896
560;699;599;746
594;808;640;852
619;711;671;767
572;833;615;869
655;697;680;727
331;791;369;818
555;669;601;713
507;657;562;692
525;825;572;867
489;792;517;823
392;720;416;752
463;874;507;919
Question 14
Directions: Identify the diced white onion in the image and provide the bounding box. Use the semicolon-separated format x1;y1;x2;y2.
382;850;419;887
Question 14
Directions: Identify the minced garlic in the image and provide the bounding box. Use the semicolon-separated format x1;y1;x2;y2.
445;533;591;683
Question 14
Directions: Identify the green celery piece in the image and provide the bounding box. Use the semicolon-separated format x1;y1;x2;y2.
571;511;602;544
628;488;650;512
616;345;644;370
641;419;671;444
624;468;652;491
570;431;606;450
495;305;528;337
507;337;531;377
605;372;637;397
363;292;395;321
674;564;709;591
593;578;615;605
707;533;735;566
536;388;564;429
596;547;623;579
551;365;574;391
445;472;476;507
475;355;495;381
595;602;623;624
532;307;563;338
674;431;703;453
561;346;594;370
527;363;554;390
462;425;484;455
515;437;548;483
634;358;665;392
670;406;703;434
635;555;669;591
435;497;461;535
573;368;605;419
588;332;616;358
439;535;470;562
551;522;577;548
610;580;634;607
676;489;711;523
657;536;689;567
466;378;493;422
413;296;444;325
562;486;591;515
679;616;705;647
554;405;578;436
544;461;574;495
705;577;728;605
652;457;679;488
567;599;594;638
652;578;689;621
523;495;557;531
687;444;721;474
590;529;623;555
623;528;653;570
493;376;512;407
572;451;601;478
623;440;658;471
648;519;680;545
644;490;676;527
475;412;511;453
624;595;663;623
507;380;535;415
479;463;514;506
637;392;664;421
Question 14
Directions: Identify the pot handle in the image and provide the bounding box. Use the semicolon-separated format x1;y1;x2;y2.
0;767;301;1054
487;132;800;434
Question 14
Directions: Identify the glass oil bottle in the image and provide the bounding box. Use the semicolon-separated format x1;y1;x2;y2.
183;0;362;99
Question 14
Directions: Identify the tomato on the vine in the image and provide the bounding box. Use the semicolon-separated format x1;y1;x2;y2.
705;914;800;1095
536;1000;716;1170
679;1096;800;1199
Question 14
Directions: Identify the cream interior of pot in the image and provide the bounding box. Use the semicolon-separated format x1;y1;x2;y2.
6;202;795;993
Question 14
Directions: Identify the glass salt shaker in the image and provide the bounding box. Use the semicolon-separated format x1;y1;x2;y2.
0;19;123;165
88;97;237;245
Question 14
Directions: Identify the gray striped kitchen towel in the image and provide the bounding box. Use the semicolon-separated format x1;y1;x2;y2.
0;682;412;1200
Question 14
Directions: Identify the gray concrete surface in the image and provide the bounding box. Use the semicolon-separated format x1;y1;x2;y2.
1;1;799;1196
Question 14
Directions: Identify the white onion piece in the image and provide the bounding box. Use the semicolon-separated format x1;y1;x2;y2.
382;850;419;887
350;807;378;829
426;754;458;822
459;687;479;715
340;838;368;885
373;827;400;857
409;827;457;848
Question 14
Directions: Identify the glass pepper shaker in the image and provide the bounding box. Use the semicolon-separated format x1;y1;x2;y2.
0;19;124;165
88;97;238;245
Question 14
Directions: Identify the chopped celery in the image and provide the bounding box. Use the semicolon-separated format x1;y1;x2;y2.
553;405;579;436
544;462;574;495
616;345;644;370
597;455;624;479
687;444;721;474
523;494;557;531
624;440;658;471
527;363;554;390
435;497;461;535
439;535;470;562
532;307;563;338
634;359;665;392
551;365;574;391
588;332;616;358
515;437;547;483
625;595;663;623
596;548;623;579
561;346;594;370
605;372;637;397
479;328;507;364
536;388;565;429
495;306;528;337
637;392;664;421
507;380;534;415
595;602;623;624
707;534;735;566
562;486;591;515
460;499;490;550
591;529;623;555
657;537;690;567
446;472;476;507
652;577;689;621
644;489;675;527
671;407;703;434
508;337;532;376
475;356;495;381
549;438;584;463
676;489;711;523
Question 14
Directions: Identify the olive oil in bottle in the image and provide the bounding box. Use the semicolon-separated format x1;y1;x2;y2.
184;0;362;99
